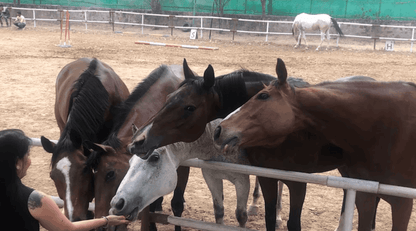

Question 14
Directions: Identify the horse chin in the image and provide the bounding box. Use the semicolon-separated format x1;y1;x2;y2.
221;136;240;154
125;207;140;221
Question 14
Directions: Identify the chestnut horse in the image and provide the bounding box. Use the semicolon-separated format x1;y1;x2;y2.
126;59;379;231
40;58;129;221
83;64;191;231
214;58;416;231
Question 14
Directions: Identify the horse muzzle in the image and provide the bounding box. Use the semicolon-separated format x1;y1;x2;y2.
213;125;241;153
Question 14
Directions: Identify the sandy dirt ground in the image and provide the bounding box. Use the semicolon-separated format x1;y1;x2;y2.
1;21;416;231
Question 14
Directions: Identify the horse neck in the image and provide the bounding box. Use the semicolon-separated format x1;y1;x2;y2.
111;71;183;149
214;72;275;119
167;119;249;165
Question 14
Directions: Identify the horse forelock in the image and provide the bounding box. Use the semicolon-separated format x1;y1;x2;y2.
84;150;102;172
109;65;169;142
51;135;78;166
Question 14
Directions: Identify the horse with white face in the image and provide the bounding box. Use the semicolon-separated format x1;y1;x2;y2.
292;13;344;50
110;119;254;227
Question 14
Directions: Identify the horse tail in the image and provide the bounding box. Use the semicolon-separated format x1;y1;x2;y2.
330;17;344;36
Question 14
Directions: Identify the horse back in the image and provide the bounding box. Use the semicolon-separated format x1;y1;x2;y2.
299;81;416;186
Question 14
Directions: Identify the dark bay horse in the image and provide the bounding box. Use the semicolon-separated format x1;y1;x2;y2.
214;58;416;231
126;59;379;231
83;64;191;231
40;58;129;221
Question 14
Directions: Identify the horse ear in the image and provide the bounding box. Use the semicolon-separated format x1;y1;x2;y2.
276;58;288;84
41;136;55;154
183;58;195;80
69;129;83;149
203;64;215;90
83;140;105;153
132;124;139;135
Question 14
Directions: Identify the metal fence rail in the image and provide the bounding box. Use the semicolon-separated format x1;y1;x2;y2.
7;7;416;52
30;138;416;231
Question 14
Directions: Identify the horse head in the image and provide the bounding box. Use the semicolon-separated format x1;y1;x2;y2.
83;141;130;230
214;58;298;151
41;129;94;221
127;59;219;156
109;148;179;220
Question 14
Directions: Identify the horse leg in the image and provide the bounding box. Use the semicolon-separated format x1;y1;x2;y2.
202;168;225;225
233;174;250;227
355;191;377;231
283;181;306;231
171;166;190;231
382;195;413;231
316;31;325;51
248;176;261;215
326;29;331;50
276;180;284;229
258;176;278;231
302;31;309;49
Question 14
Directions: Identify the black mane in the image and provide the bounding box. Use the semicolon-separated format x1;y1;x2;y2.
52;59;109;165
105;65;169;149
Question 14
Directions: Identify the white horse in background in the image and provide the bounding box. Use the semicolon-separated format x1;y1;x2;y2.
292;13;344;50
110;119;285;228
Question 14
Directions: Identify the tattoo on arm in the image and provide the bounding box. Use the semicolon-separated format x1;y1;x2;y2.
28;191;44;210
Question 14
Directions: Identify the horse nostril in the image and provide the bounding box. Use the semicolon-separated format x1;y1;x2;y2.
213;126;222;141
115;198;125;211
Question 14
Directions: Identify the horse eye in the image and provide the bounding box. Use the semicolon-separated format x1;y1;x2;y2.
257;93;269;100
184;106;196;112
105;171;115;182
149;154;160;163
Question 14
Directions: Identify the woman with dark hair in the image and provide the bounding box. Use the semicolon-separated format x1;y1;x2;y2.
0;129;130;231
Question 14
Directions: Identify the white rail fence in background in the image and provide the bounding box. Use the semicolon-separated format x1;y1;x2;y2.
30;137;416;231
9;7;416;52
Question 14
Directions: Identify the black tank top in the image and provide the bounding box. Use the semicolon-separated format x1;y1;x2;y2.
2;179;40;231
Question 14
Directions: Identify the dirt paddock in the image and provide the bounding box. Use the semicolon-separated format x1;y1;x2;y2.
1;23;416;231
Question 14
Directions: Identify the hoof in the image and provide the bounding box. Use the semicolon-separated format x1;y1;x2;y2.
247;205;258;216
276;216;283;229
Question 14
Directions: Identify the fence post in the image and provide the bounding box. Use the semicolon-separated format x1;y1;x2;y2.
265;21;269;42
141;14;144;34
231;18;238;40
84;10;87;30
33;9;36;27
200;17;203;38
109;10;114;32
371;24;381;50
169;15;175;36
341;189;356;231
411;28;415;52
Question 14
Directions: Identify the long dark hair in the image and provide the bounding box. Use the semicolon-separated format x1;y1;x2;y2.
0;129;32;185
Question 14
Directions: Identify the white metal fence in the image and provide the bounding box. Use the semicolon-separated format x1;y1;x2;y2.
8;7;416;52
30;137;416;231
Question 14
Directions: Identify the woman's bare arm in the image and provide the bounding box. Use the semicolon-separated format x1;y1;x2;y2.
28;190;129;231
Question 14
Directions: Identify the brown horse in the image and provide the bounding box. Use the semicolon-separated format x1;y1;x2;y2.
127;59;330;231
214;58;416;231
126;59;381;230
40;58;129;221
83;64;190;231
